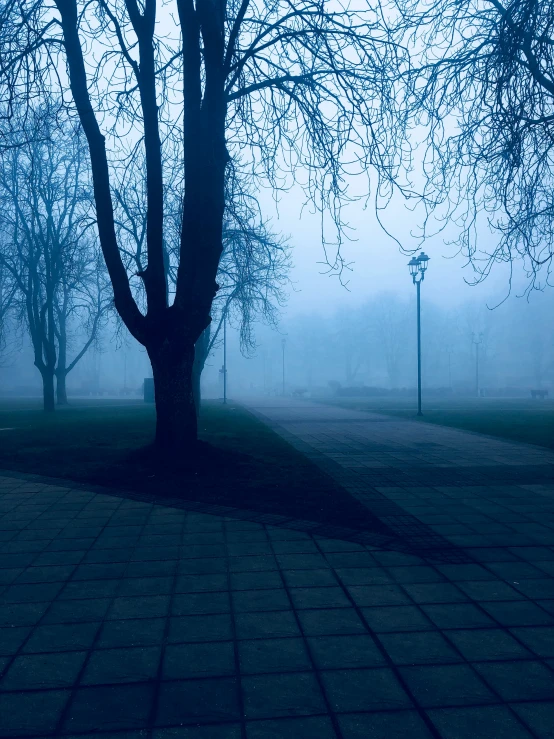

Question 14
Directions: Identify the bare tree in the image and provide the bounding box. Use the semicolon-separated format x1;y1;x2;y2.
54;248;112;404
0;108;110;409
423;307;459;390
192;174;291;411
0;0;407;450
114;152;291;411
331;307;367;387
396;0;554;290
0;259;16;364
290;314;330;392
366;293;411;389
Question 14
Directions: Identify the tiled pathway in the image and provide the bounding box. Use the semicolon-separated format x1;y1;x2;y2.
0;399;553;738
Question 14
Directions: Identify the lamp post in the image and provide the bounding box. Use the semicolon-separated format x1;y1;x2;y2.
281;338;286;396
223;314;227;404
472;332;484;398
408;251;430;416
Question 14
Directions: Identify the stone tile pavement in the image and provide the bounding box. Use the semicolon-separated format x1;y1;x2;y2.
250;399;554;555
0;398;553;738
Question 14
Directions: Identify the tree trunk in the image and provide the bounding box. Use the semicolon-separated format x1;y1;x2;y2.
41;369;55;412
56;371;69;405
149;342;197;454
192;328;211;418
192;362;202;418
56;309;69;405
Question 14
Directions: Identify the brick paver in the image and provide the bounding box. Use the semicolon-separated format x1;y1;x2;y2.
0;398;553;738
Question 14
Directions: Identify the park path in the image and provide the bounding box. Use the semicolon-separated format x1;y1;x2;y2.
0;398;553;738
247;397;554;555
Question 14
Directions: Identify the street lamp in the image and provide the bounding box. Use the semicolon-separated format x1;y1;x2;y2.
281;338;286;396
408;251;430;416
222;314;227;404
472;332;484;398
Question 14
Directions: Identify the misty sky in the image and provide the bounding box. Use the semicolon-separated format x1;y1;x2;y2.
260;183;516;321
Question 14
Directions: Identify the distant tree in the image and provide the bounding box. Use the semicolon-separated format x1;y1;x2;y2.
0;108;111;409
366;294;411;388
290;313;331;392
422;306;459;389
0;259;16;364
0;0;408;451
397;0;554;290
53;249;111;404
332;307;367;387
499;297;553;390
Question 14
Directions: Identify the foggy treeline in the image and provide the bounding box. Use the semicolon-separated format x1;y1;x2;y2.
6;288;554;401
211;292;554;399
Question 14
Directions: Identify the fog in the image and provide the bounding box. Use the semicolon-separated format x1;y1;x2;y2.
197;191;554;401
1;182;548;404
0;0;550;409
0;0;554;410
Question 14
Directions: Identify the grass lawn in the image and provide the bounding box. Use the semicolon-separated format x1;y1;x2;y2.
0;398;386;533
320;395;554;451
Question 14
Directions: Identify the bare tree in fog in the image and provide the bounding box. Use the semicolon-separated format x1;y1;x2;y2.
0;260;16;364
192;175;291;412
497;298;554;391
114;154;291;412
0;0;408;450
332;308;367;387
53;250;111;404
424;307;459;390
0;108;110;409
366;294;411;389
397;0;554;290
293;314;330;393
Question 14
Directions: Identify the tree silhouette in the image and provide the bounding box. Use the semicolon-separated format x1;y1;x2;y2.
114;152;291;411
1;0;407;449
0;260;16;364
397;0;554;290
0;106;111;409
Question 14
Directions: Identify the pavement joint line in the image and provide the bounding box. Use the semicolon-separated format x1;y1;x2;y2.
223;516;249;739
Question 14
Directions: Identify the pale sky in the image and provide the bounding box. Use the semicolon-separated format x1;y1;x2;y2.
259;184;514;320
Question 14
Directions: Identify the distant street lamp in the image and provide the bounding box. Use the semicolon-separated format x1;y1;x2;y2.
408;251;430;416
223;314;227;404
281;338;286;396
472;332;484;398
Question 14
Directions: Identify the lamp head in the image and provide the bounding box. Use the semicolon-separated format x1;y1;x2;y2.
418;252;430;272
408;257;419;277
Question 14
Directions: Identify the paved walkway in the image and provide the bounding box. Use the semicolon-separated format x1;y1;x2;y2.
0;399;553;738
